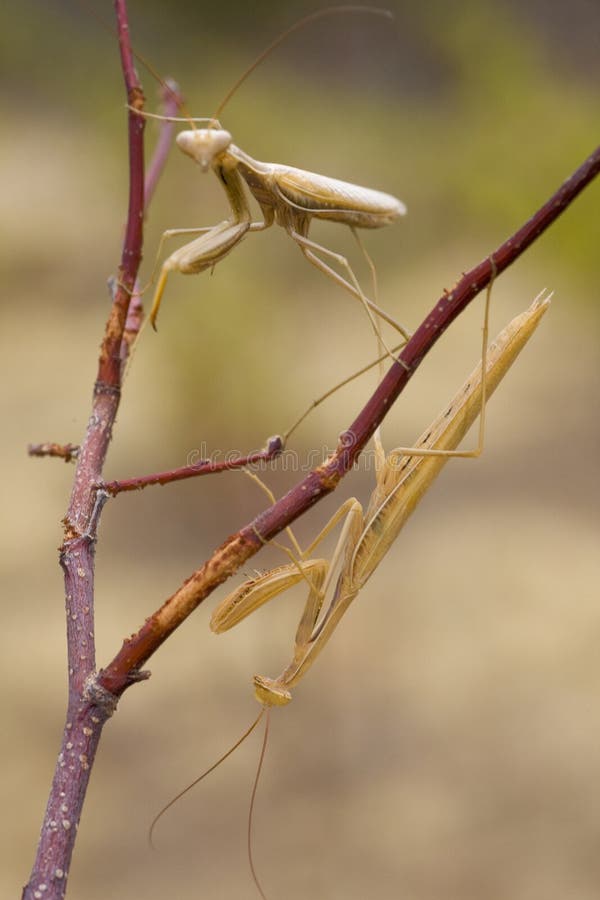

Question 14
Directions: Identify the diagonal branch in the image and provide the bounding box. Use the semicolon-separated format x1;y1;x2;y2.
98;143;600;697
21;1;600;894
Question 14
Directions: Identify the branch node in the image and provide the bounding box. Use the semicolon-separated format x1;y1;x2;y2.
89;488;109;531
265;434;284;456
128;668;152;684
83;675;119;719
93;381;121;399
28;442;79;463
128;84;145;111
107;275;119;303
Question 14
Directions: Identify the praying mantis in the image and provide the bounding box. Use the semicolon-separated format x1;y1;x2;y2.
134;7;410;355
131;11;551;896
211;292;550;708
194;290;549;899
148;291;550;897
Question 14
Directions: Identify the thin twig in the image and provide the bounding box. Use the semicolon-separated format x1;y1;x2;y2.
27;442;79;463
101;436;283;495
21;2;600;894
98;143;600;697
144;79;182;207
122;79;184;348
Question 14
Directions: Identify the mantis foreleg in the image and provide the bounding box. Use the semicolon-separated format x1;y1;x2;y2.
211;293;551;706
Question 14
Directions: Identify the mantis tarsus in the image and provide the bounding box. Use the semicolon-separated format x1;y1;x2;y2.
133;8;410;357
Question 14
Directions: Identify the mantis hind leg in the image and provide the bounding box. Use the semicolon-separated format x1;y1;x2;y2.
349;227;396;467
281;338;406;444
288;228;411;361
390;260;498;461
242;469;361;600
350;225;412;349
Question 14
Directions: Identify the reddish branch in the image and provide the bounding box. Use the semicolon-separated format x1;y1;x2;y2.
98;142;600;696
27;443;79;463
21;0;600;894
102;435;283;495
122;80;183;350
22;3;146;898
144;80;182;206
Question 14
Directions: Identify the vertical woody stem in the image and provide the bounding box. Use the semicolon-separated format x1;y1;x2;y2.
21;3;145;897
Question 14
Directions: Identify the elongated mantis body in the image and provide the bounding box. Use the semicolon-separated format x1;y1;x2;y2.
132;8;410;356
211;293;550;706
150;295;549;898
148;125;407;345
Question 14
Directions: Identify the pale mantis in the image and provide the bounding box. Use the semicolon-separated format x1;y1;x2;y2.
134;8;410;357
150;293;550;898
147;121;407;348
211;292;550;707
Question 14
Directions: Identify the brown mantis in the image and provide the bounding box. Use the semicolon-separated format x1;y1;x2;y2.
133;8;410;357
211;291;550;707
149;291;550;897
147;121;407;347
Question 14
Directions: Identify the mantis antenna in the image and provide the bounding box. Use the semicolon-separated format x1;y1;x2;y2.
147;708;265;850
211;6;394;121
148;703;273;899
81;2;394;128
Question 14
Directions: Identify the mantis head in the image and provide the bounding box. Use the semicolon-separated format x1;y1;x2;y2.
253;674;292;707
176;128;232;172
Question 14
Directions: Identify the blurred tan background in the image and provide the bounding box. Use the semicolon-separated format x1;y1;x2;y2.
3;1;600;898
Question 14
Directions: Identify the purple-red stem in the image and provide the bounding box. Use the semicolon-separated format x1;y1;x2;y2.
122;81;183;353
101;436;283;495
20;0;600;893
144;80;182;207
27;443;79;463
21;3;145;898
98;144;600;696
